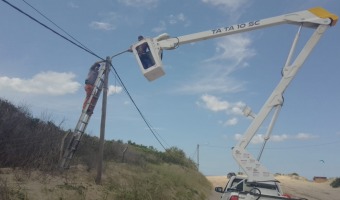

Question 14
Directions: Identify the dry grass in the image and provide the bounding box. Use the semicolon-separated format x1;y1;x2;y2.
0;162;211;200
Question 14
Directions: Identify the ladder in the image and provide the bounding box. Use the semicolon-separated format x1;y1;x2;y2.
60;64;106;169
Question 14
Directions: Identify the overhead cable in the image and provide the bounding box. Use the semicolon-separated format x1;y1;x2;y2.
3;0;170;151
1;0;105;61
110;64;168;151
21;0;96;56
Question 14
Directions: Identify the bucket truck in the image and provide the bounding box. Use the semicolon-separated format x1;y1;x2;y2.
131;7;337;200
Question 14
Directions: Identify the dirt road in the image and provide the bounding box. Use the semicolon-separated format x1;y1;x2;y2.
206;176;227;200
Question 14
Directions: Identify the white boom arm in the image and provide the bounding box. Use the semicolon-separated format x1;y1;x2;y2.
157;8;336;50
131;7;337;182
131;7;337;81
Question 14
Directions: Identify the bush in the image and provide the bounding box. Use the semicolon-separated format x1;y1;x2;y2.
330;178;340;188
160;147;197;169
0;98;63;171
0;98;211;200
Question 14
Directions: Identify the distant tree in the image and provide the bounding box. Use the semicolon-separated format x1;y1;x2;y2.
330;178;340;188
161;147;196;169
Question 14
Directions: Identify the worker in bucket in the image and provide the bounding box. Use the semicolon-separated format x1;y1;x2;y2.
136;35;155;69
83;62;100;115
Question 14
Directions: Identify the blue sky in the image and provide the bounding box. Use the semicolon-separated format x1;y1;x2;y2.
1;0;339;180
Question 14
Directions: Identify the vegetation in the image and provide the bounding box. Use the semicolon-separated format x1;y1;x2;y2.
0;98;211;199
288;172;299;177
330;177;340;188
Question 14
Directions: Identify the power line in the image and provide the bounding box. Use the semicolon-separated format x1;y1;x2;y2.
1;0;104;61
21;0;96;56
108;68;170;150
144;119;170;148
109;64;168;151
2;0;170;151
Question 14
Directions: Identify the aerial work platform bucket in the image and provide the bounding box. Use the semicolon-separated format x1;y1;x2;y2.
132;38;165;81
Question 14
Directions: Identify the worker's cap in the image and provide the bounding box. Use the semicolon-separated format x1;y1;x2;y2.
138;35;144;41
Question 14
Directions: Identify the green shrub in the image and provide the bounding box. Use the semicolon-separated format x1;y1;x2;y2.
330;178;340;188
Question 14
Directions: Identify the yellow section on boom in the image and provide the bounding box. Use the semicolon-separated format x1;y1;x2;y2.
309;7;338;26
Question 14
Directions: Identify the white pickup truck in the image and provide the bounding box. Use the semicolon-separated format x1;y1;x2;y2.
214;173;306;200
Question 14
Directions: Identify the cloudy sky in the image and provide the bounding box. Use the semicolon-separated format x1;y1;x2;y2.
1;0;339;179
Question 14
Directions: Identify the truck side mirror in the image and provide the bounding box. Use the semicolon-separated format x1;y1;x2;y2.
214;187;224;193
132;38;165;81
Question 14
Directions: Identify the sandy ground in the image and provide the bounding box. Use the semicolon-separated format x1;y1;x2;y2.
206;175;340;200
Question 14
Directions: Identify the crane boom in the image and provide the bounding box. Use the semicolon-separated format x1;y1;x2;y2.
131;7;337;81
157;7;336;50
131;7;337;182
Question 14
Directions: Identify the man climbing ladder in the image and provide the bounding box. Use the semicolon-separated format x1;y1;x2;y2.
60;60;109;169
83;62;101;115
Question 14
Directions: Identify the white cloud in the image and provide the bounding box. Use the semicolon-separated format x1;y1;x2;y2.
89;12;120;31
176;35;254;95
152;13;190;33
202;0;249;20
234;133;242;140
196;94;245;126
206;35;256;65
67;2;79;8
152;21;166;33
234;132;315;144
271;134;289;142
118;0;158;8
251;134;265;144
0;71;81;96
229;101;245;115
89;22;115;31
199;94;245;114
200;94;230;112
168;13;190;26
108;85;123;96
202;0;248;10
234;133;289;144
178;74;245;94
224;117;238;126
234;134;267;144
295;132;317;140
198;94;245;126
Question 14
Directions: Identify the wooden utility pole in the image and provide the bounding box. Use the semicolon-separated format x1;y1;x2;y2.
95;56;111;184
197;144;199;170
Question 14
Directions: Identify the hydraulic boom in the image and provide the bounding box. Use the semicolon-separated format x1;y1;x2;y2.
131;7;337;183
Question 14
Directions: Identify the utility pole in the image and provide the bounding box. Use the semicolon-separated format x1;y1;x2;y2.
197;144;199;170
95;56;111;184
